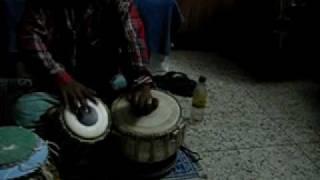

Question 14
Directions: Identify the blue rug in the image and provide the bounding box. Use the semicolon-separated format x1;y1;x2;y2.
163;149;207;180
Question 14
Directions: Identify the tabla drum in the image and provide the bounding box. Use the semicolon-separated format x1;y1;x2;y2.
0;126;59;180
60;98;111;143
112;90;185;164
40;98;111;179
45;98;111;144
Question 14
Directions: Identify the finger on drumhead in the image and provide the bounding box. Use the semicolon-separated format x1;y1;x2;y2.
147;96;153;105
69;101;79;114
145;95;152;108
86;89;98;104
80;98;89;111
83;91;97;105
76;91;87;108
127;93;133;103
87;88;97;95
144;95;155;114
62;91;70;109
145;97;157;114
69;94;80;113
152;98;159;109
138;94;147;110
134;92;141;106
88;96;97;105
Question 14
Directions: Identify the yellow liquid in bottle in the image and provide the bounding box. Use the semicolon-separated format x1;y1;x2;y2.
192;83;208;108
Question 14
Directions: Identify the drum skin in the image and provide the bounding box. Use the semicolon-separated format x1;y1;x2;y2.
59;98;111;144
0;126;59;180
112;90;185;163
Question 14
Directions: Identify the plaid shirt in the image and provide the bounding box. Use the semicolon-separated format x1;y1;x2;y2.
19;0;151;86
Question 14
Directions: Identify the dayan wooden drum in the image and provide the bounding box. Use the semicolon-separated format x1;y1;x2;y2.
112;90;185;163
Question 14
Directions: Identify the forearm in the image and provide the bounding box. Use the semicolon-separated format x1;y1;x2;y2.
115;0;152;88
18;6;73;86
127;68;153;88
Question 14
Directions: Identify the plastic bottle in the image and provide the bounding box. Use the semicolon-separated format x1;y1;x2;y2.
191;76;208;124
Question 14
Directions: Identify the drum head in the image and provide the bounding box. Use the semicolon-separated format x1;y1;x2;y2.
62;99;110;141
112;90;181;137
0;127;49;179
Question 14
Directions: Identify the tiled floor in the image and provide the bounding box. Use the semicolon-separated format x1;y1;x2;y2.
168;51;320;179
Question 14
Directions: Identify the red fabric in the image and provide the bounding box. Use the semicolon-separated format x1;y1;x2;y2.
55;71;73;86
129;3;150;60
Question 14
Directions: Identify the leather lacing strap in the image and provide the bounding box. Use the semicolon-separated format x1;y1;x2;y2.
47;141;60;159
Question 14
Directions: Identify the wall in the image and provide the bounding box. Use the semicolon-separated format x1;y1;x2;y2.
176;0;277;53
176;0;319;77
178;0;236;34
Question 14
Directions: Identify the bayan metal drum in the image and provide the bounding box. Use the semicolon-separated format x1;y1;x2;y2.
112;90;185;164
0;126;59;180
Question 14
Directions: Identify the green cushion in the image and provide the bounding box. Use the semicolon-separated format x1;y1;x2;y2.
14;92;59;128
0;126;38;166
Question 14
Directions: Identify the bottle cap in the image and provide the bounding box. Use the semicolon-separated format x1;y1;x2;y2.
199;76;206;83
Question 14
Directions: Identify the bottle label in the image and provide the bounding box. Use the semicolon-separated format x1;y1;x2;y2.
192;83;208;108
192;98;207;108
